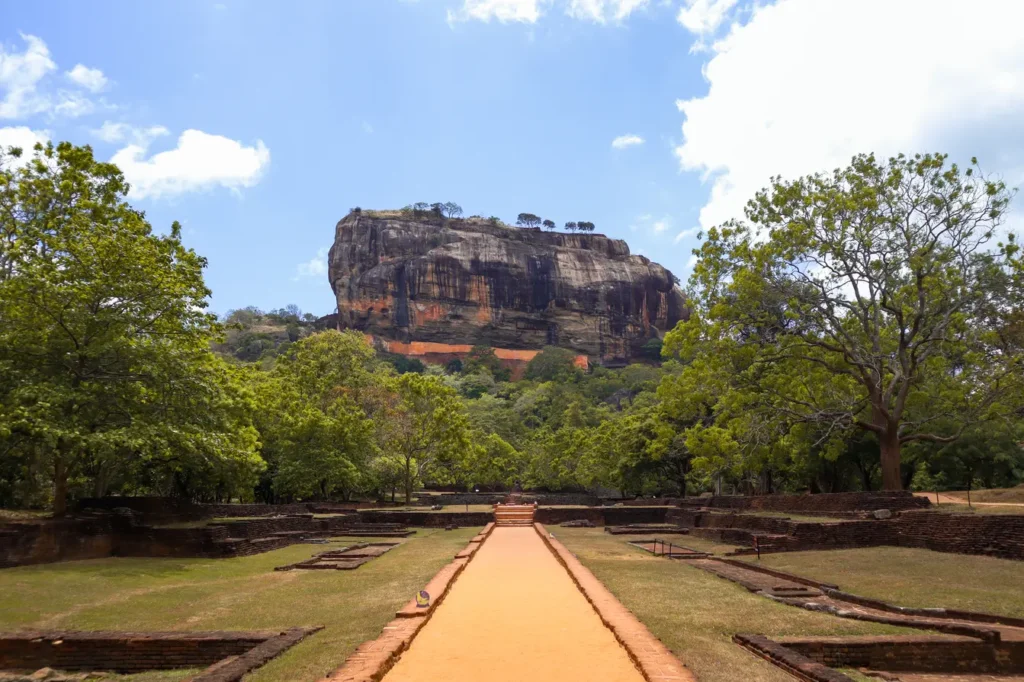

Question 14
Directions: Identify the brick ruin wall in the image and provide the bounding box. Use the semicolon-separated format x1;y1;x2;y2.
782;635;1024;674
670;509;1024;560
669;491;930;513
0;513;368;568
0;630;268;674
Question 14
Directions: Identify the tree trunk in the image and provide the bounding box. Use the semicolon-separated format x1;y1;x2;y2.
880;429;902;491
404;457;413;505
53;456;68;517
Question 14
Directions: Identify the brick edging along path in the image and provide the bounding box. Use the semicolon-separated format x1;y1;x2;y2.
318;522;495;682
533;523;697;682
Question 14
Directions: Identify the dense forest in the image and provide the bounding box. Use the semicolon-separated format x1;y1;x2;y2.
2;143;1023;513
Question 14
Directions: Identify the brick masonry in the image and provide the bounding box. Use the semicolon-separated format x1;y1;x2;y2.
675;492;931;513
535;522;697;682
0;513;408;568
669;508;1024;561
0;628;320;680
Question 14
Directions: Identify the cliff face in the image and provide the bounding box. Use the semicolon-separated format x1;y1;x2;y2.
328;212;687;361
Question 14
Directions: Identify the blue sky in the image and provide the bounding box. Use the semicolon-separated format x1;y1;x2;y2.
2;0;1023;317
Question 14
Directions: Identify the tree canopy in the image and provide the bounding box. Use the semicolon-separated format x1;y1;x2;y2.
662;153;1022;490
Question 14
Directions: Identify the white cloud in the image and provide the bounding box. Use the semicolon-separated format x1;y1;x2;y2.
0;34;56;119
567;0;648;23
0;126;50;167
634;212;673;236
447;0;546;23
673;226;700;243
611;133;644;149
92;121;169;145
675;0;1024;236
294;247;329;280
66;64;108;93
676;0;737;35
111;129;270;200
684;254;698;270
53;91;95;118
362;121;374;134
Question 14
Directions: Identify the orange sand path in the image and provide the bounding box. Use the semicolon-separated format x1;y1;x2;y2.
383;526;646;682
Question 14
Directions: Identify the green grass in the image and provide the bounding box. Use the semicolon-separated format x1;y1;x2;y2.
744;546;1024;619
0;509;50;522
0;528;479;682
554;527;913;682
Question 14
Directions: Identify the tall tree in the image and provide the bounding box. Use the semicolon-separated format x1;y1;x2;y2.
369;373;473;503
0;142;263;513
542;219;555;231
564;221;578;233
251;331;378;501
669;153;1022;490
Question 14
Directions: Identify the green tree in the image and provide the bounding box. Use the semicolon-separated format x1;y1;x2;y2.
524;346;581;382
251;331;379;501
466;433;525;490
0;142;262;514
464;345;511;381
668;153;1022;490
369;373;473;503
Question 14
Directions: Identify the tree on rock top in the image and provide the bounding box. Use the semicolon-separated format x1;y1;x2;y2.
662;152;1023;491
516;213;541;228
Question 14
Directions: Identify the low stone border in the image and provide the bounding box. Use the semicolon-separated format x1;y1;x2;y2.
189;627;322;682
0;628;321;682
275;542;400;572
821;588;1024;629
718;558;839;590
534;523;697;682
734;634;855;682
318;528;490;682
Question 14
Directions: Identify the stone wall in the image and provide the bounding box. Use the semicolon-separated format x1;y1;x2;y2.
671;508;1024;560
0;630;268;673
676;491;929;513
893;511;1024;560
783;635;1024;674
356;510;493;527
535;506;669;526
0;512;367;568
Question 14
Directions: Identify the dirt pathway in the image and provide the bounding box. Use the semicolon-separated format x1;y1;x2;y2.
382;526;645;682
913;491;1024;507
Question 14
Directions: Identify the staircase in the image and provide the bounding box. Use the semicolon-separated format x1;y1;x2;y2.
494;504;535;527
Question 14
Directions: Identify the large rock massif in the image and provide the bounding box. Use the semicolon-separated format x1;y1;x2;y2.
327;211;687;366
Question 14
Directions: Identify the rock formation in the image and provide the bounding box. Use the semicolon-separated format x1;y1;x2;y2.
327;210;687;366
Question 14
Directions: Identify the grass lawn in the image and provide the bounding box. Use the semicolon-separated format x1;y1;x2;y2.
743;546;1024;619
0;528;478;682
553;527;912;682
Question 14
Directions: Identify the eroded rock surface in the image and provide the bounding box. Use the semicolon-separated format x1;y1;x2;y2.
328;211;687;361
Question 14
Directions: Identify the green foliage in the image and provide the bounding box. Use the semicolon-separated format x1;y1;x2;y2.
524;346;581;382
463;345;511;381
249;331;378;501
0;142;263;512
662;152;1023;492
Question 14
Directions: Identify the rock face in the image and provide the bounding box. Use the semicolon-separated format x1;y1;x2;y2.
328;211;687;362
